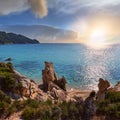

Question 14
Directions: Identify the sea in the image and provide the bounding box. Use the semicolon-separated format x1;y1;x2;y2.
0;43;120;90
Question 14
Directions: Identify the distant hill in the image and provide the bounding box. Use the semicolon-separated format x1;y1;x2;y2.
0;31;39;44
0;25;78;43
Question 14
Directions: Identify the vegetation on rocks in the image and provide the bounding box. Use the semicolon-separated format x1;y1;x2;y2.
97;91;120;119
0;90;11;117
0;62;16;91
0;62;120;120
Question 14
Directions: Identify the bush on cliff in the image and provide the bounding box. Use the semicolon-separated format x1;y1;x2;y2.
0;62;16;91
97;91;120;119
0;90;11;117
60;101;84;120
22;99;53;120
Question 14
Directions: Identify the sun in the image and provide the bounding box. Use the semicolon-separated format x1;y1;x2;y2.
88;28;107;49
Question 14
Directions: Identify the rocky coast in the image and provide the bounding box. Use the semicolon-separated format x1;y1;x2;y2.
0;62;120;120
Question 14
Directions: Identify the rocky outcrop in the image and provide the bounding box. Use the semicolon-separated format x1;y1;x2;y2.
83;91;96;120
113;82;120;91
0;62;68;102
42;61;67;92
54;76;67;91
12;70;39;99
42;61;68;101
0;62;49;101
11;70;53;101
42;62;58;91
5;57;12;61
96;78;110;101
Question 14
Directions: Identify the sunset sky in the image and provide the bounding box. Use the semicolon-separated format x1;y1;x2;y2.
0;0;120;45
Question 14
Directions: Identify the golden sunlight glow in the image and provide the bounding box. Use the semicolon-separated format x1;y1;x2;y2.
88;28;107;49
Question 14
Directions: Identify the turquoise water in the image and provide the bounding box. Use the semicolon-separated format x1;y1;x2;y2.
0;43;120;90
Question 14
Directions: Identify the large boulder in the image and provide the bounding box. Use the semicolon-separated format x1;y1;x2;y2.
83;91;96;120
42;61;67;92
42;61;58;82
42;62;58;91
96;78;110;101
114;81;120;91
10;70;39;99
45;81;67;101
54;76;67;91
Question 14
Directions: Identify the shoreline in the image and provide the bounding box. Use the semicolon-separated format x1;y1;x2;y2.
36;79;92;100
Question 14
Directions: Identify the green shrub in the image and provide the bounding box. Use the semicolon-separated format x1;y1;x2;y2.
59;101;83;120
0;72;16;91
44;99;52;106
105;91;120;103
22;107;36;120
22;99;53;120
0;90;11;103
0;62;13;73
0;90;11;117
0;62;16;91
24;99;41;108
97;91;120;118
6;62;14;72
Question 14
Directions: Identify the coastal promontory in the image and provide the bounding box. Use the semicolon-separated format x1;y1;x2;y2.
0;31;39;44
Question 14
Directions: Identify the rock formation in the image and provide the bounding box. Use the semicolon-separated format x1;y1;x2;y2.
42;61;67;92
54;76;67;91
0;62;68;102
113;82;120;91
5;57;12;61
83;91;96;120
2;62;120;120
0;62;49;101
96;78;110;101
42;62;58;91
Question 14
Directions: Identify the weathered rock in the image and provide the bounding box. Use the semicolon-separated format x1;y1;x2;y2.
72;95;84;103
83;91;96;120
54;76;67;91
114;81;120;91
42;61;67;92
42;62;58;91
5;57;12;61
42;61;58;82
96;78;110;101
13;70;38;98
50;87;67;101
43;81;67;101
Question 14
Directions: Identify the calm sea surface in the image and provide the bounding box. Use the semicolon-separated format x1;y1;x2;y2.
0;43;120;90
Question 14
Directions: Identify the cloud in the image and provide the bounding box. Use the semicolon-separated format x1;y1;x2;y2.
0;0;28;15
28;0;48;18
0;0;48;18
0;0;120;18
47;0;120;16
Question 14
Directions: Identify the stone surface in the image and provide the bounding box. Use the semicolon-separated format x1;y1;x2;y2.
96;78;110;101
13;70;38;99
83;91;96;120
42;62;58;91
54;76;67;91
5;57;12;61
113;82;120;91
50;87;67;101
42;61;67;92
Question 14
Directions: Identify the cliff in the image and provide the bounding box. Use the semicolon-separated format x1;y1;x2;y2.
0;31;39;44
